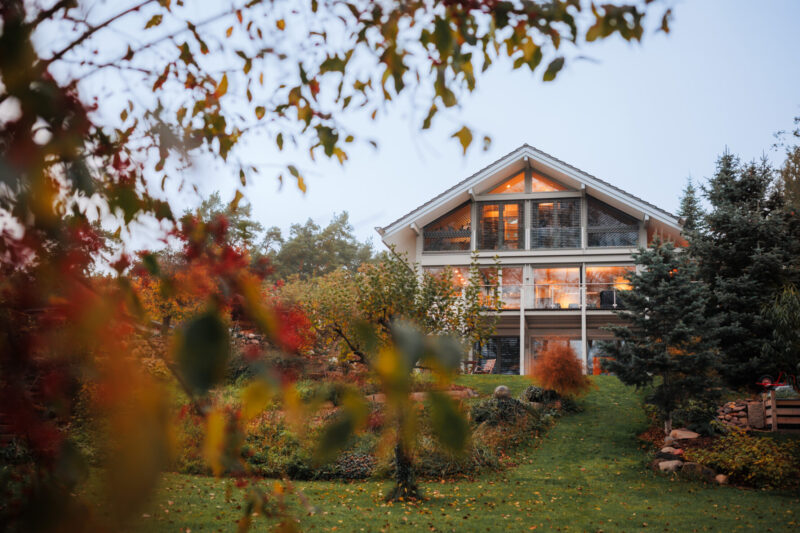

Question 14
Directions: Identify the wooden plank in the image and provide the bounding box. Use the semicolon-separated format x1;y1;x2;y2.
771;390;778;432
774;408;800;416
776;399;800;407
776;416;800;425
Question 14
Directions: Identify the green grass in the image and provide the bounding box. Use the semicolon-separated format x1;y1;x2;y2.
127;376;800;532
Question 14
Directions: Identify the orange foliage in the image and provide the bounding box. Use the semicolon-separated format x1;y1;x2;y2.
532;340;592;397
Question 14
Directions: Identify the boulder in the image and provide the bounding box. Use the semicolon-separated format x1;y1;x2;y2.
493;385;511;399
658;460;684;473
680;462;716;483
715;474;729;485
669;428;700;440
660;447;683;455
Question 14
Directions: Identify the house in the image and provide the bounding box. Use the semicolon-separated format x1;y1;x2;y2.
376;144;683;375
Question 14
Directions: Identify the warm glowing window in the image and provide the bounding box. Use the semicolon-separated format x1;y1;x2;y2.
585;265;634;309
532;268;580;310
478;201;524;250
587;197;639;247
531;198;580;248
488;172;525;194
531;171;568;192
423;202;471;251
423;266;471;287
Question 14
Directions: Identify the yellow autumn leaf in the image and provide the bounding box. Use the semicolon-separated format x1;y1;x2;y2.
204;409;226;476
241;380;272;421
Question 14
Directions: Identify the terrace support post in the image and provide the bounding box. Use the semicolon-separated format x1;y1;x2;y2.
580;265;588;373
770;389;778;432
519;286;526;375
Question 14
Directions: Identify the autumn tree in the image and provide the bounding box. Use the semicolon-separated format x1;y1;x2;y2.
0;0;674;528
266;212;374;280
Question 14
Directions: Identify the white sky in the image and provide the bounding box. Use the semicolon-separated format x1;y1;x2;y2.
11;0;800;251
227;0;800;247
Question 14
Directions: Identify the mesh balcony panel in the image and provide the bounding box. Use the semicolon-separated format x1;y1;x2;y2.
423;202;471;251
587;197;639;247
531;198;581;248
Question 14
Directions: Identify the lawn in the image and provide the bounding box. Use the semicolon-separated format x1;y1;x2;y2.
126;376;800;532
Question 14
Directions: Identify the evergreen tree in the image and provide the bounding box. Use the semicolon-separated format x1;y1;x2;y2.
603;240;718;435
690;153;792;388
677;177;703;234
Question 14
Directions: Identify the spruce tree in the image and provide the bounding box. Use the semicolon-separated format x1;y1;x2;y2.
677;177;703;234
690;153;791;388
603;240;718;435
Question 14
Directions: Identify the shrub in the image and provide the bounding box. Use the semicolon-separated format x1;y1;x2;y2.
687;429;800;489
531;341;592;397
470;397;534;426
673;396;721;436
519;385;559;404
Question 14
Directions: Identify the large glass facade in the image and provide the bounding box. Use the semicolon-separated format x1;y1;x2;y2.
585;266;633;309
476;336;520;374
587;197;639;247
423;266;471;287
530;171;568;192
532;268;580;309
530;198;580;248
478;201;524;250
423;203;471;251
488;172;525;194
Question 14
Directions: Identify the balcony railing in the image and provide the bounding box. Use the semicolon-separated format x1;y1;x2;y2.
479;283;627;310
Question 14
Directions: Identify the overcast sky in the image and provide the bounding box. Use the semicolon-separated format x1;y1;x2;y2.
40;1;800;251
211;0;798;249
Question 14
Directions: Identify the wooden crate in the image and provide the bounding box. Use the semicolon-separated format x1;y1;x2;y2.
764;392;800;431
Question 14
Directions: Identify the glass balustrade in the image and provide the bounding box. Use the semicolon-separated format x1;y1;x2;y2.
478;283;626;310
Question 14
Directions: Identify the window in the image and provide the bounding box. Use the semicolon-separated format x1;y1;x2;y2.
585;266;633;309
488;172;525;194
500;267;523;309
423;202;471;251
476;336;520;375
531;198;580;248
530;171;568;192
423;266;471;287
532;268;580;309
478;201;524;250
587;197;639;247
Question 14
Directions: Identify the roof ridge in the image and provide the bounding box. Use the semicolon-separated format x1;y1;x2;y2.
379;144;678;234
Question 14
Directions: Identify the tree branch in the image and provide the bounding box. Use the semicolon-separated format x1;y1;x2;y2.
42;0;158;67
331;324;368;365
31;0;76;29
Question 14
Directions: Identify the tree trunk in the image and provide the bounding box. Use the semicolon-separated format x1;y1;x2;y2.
160;314;172;336
386;437;420;502
664;413;673;436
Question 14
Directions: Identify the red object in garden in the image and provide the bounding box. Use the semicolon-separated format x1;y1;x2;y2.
756;372;798;390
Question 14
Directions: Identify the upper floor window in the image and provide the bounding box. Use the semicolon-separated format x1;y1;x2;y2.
478;201;524;250
530;171;568;192
587;197;639;247
531;198;580;248
488;172;525;194
423;202;471;251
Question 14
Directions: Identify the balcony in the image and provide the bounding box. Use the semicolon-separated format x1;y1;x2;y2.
480;283;627;311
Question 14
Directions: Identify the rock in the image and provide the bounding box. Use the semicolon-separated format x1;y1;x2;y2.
715;474;729;485
669;428;700;440
680;462;716;483
663;436;676;446
660;447;683;455
658;460;684;473
493;385;511;399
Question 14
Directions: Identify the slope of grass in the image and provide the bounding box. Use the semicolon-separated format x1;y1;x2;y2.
128;376;800;532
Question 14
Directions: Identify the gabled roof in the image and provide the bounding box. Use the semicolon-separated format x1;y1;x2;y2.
377;144;681;239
